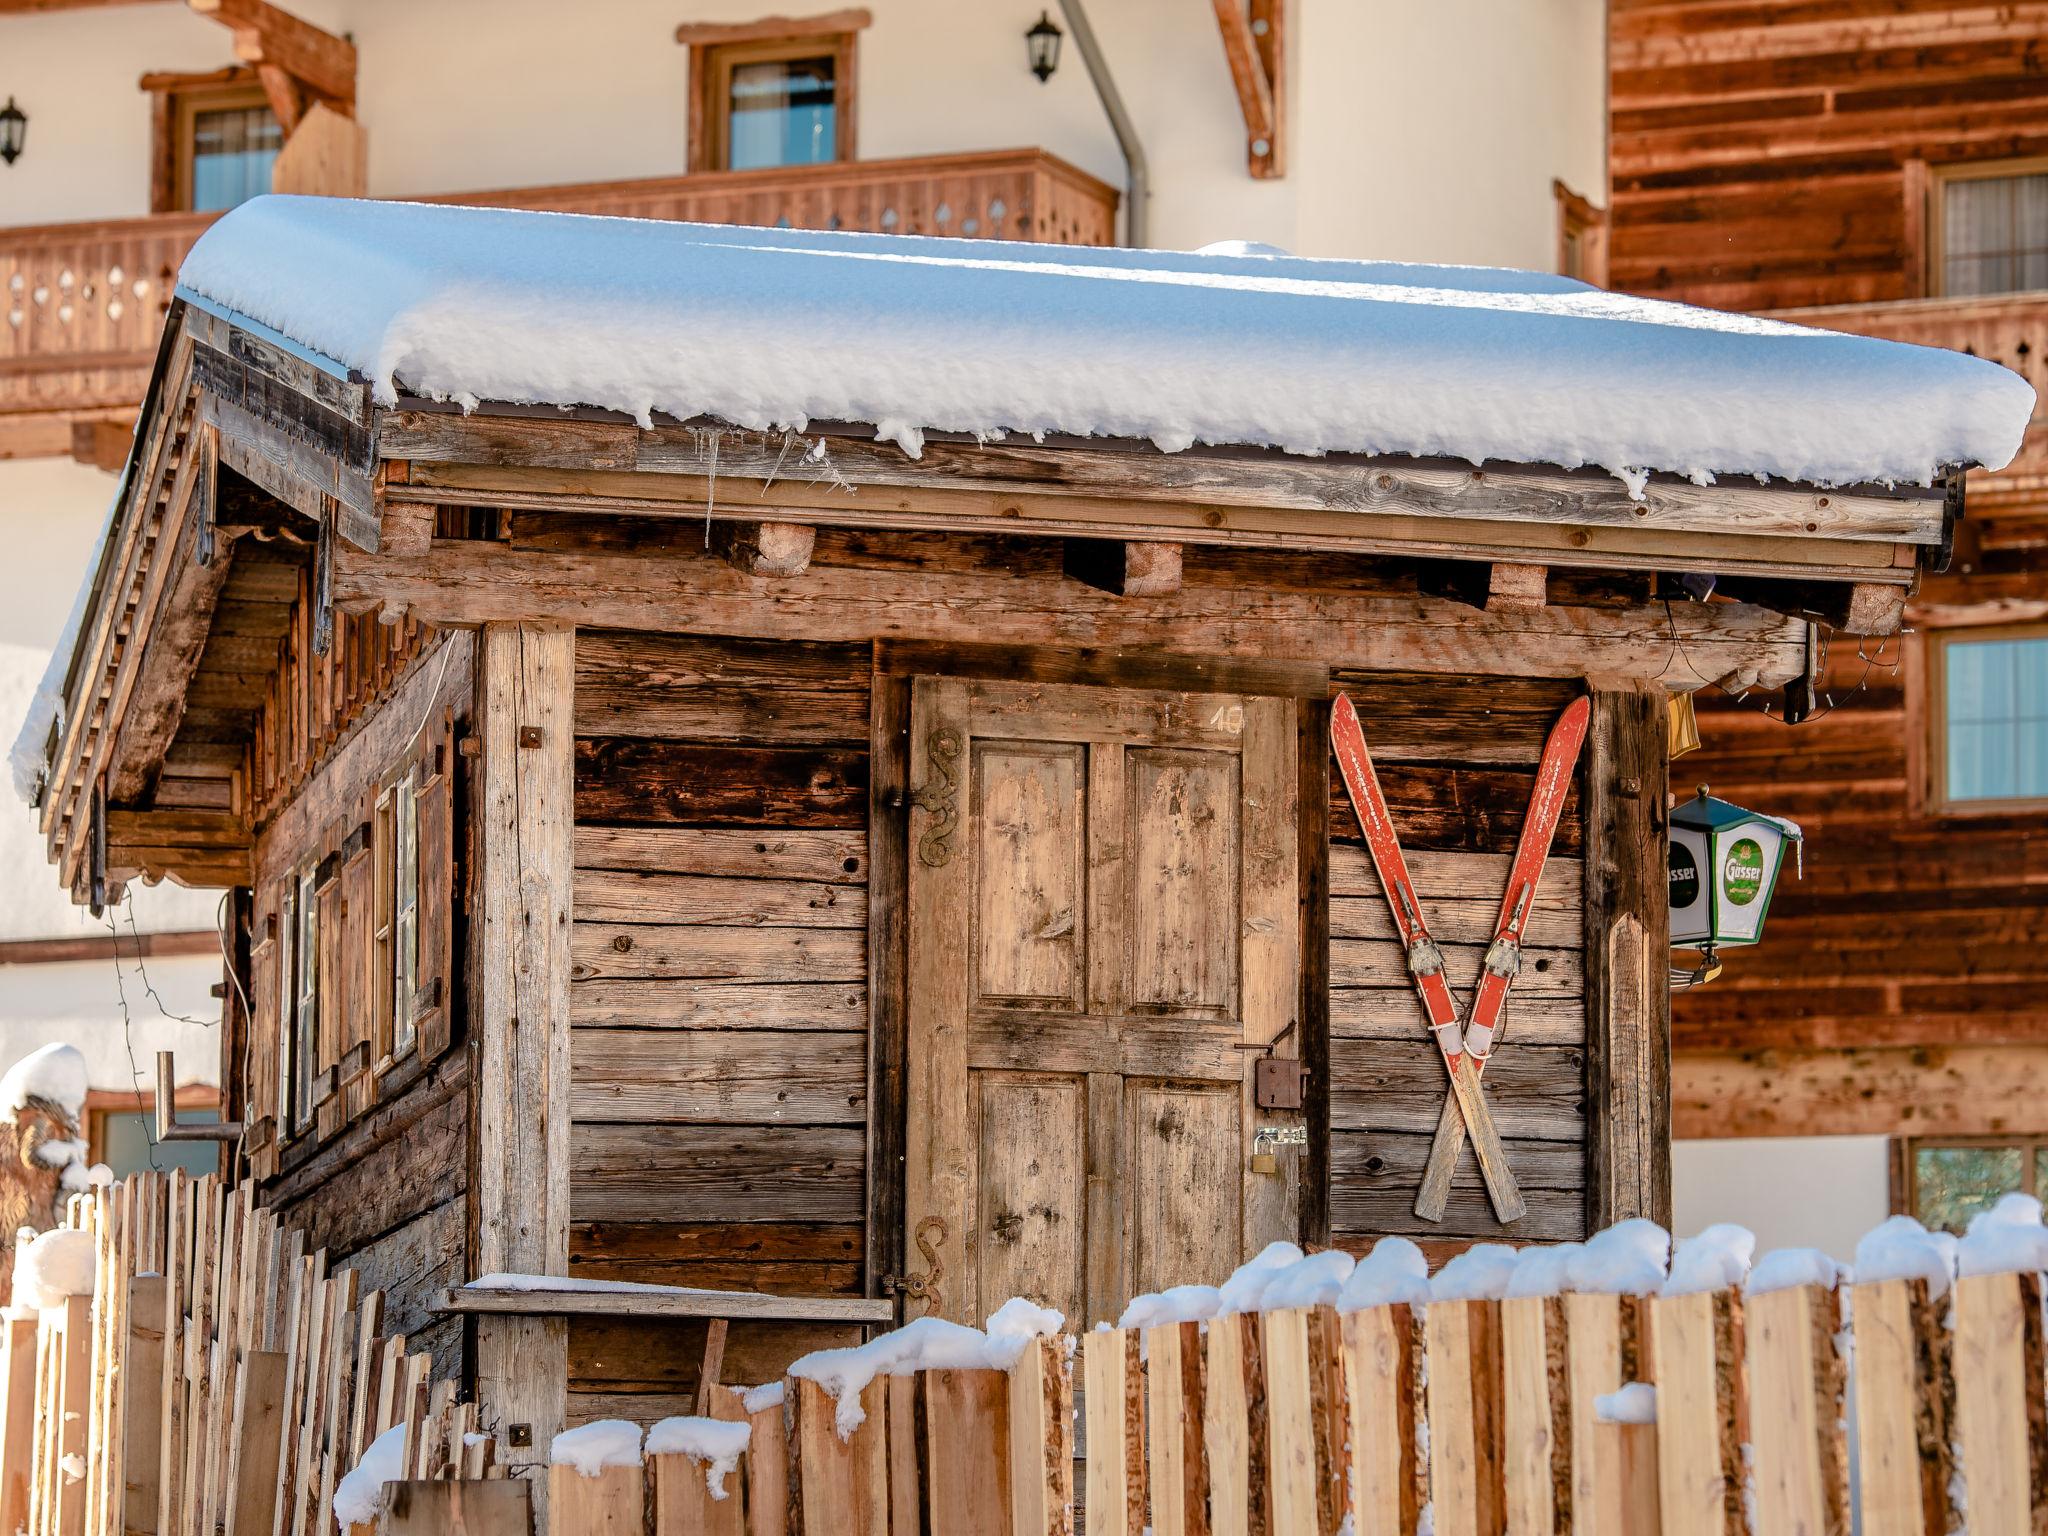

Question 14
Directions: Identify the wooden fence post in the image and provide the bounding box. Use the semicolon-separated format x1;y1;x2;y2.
788;1376;888;1535
549;1459;643;1535
1648;1289;1747;1536
0;1311;36;1536
1203;1311;1263;1536
224;1351;289;1536
1339;1302;1425;1536
1744;1284;1850;1536
917;1368;1010;1532
1147;1321;1207;1536
1007;1335;1071;1536
1083;1331;1144;1536
1951;1271;2048;1536
58;1291;93;1536
122;1274;167;1536
652;1443;745;1536
1500;1296;1570;1536
1852;1278;1951;1536
381;1479;532;1535
1425;1298;1506;1536
1564;1292;1660;1536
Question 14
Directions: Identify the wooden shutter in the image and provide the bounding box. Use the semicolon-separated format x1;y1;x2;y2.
313;832;345;1141
339;816;374;1119
246;886;280;1174
412;721;455;1063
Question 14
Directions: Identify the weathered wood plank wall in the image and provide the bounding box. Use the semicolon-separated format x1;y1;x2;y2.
1609;0;2048;310
568;626;871;1424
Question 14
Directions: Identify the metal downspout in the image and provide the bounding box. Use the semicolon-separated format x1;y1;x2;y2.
1057;0;1150;247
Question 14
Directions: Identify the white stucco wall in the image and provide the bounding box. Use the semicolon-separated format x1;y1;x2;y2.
0;0;1605;266
1672;1136;1894;1265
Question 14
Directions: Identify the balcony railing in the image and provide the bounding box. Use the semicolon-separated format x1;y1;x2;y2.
0;148;1118;445
1769;291;2048;498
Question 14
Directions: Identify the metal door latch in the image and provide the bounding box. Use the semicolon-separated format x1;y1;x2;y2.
1251;1123;1307;1174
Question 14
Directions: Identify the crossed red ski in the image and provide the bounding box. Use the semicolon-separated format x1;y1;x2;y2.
1330;694;1526;1225
1412;695;1590;1222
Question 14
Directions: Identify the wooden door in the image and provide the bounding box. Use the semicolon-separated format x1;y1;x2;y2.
905;677;1301;1330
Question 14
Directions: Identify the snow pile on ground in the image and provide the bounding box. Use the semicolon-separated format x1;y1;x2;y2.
1665;1224;1757;1298
1337;1237;1432;1312
1595;1383;1657;1425
789;1299;1064;1438
0;1043;88;1127
13;1227;95;1310
1746;1248;1846;1296
176;196;2036;495
1957;1193;2048;1278
646;1416;752;1500
550;1420;644;1476
1854;1216;1958;1297
334;1422;406;1527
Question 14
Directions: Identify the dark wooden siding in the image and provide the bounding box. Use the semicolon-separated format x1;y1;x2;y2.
568;629;871;1421
1326;675;1589;1259
1610;0;2048;310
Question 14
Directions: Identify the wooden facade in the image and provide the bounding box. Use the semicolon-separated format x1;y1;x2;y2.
1611;0;2048;1149
19;283;1951;1460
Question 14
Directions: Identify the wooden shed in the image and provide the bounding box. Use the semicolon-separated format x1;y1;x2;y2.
15;197;2029;1466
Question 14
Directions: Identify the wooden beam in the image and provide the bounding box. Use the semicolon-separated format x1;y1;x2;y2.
1584;682;1671;1228
1061;538;1183;596
1485;562;1548;613
1675;1045;2048;1139
472;622;573;1497
0;930;218;966
1713;574;1908;637
333;535;1813;690
437;1285;893;1324
1213;0;1283;177
186;0;356;114
712;519;815;576
68;419;132;475
674;7;870;45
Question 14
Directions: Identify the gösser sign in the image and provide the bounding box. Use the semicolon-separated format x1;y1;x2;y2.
1668;788;1803;948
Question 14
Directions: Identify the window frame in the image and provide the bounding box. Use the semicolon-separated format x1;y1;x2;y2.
1923;620;2048;816
1928;154;2048;299
1553;179;1609;288
684;23;859;174
1895;1133;2048;1230
144;69;281;215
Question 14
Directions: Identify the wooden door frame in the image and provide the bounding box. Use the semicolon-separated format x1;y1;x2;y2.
863;641;1330;1301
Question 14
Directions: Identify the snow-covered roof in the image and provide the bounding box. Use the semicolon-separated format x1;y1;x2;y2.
175;196;2035;495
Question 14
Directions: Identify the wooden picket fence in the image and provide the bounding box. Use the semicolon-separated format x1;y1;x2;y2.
0;1169;499;1536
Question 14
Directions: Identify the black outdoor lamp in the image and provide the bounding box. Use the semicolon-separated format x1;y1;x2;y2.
0;99;25;167
1026;11;1063;82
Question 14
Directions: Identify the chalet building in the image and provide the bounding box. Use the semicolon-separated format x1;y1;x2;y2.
1;0;1608;1221
9;186;2025;1465
1603;0;2048;1256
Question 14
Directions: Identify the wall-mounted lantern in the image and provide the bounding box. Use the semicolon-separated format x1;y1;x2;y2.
1669;787;1802;958
0;99;25;166
1026;11;1063;82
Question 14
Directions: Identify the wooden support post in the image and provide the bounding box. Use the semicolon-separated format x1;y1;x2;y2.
472;622;575;1494
714;519;816;576
1852;1278;1953;1536
1084;1329;1146;1536
1062;538;1183;597
1744;1284;1850;1536
1147;1321;1207;1536
1339;1303;1425;1536
1007;1335;1071;1536
1648;1290;1748;1536
1950;1271;2048;1535
1584;683;1672;1228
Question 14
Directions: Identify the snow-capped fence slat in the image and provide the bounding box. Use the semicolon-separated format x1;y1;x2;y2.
1743;1284;1850;1536
1851;1278;1951;1536
1949;1272;2048;1536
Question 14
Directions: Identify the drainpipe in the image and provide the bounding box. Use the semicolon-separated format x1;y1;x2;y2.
1058;0;1150;247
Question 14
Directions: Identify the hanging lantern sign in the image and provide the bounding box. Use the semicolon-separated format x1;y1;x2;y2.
1669;786;1802;948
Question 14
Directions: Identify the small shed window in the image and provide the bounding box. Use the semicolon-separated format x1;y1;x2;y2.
1928;624;2048;810
1898;1136;2048;1232
1934;159;2048;297
681;16;862;174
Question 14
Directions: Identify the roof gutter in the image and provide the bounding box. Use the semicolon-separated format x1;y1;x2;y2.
1058;0;1149;248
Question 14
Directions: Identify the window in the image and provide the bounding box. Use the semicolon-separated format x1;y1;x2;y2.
146;73;282;214
1928;624;2048;810
681;18;861;174
1898;1136;2048;1232
86;1095;220;1181
393;764;422;1059
1933;159;2048;297
1554;180;1609;287
292;861;320;1130
276;876;296;1133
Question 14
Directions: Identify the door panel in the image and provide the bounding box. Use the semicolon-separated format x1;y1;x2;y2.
972;1073;1087;1325
972;741;1087;1010
907;677;1301;1328
1128;1080;1244;1301
1126;748;1241;1016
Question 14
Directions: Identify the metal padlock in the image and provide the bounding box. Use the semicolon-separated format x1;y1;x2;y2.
1250;1150;1280;1175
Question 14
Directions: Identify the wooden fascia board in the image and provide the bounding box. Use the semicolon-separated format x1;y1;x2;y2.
374;410;1944;567
329;536;1811;691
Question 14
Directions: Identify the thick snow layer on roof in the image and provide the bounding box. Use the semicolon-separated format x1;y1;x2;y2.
0;1042;87;1125
178;197;2035;493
